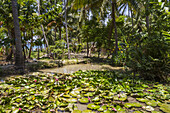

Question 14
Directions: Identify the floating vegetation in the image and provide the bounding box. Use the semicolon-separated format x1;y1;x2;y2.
0;70;169;112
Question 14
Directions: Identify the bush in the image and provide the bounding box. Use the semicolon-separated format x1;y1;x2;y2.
126;35;170;82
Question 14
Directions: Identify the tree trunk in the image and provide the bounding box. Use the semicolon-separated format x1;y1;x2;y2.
59;26;62;40
28;30;33;59
64;0;70;59
131;8;134;32
37;46;40;60
87;37;89;57
37;0;49;55
11;0;24;70
112;0;118;54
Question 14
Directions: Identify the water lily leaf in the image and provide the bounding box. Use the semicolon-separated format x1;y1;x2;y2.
59;103;68;107
92;96;100;102
146;100;157;107
151;111;162;113
12;108;19;113
103;110;111;113
5;110;11;113
98;105;107;111
84;92;94;97
159;104;170;113
124;103;142;108
49;96;55;102
73;110;81;113
66;98;77;103
136;98;148;102
63;95;71;98
119;95;127;101
133;111;142;113
79;98;89;104
142;106;154;111
87;103;100;110
82;110;95;113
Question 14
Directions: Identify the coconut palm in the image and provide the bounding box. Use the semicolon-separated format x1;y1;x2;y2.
11;0;24;70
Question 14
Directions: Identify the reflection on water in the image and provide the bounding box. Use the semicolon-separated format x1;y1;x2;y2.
39;64;123;74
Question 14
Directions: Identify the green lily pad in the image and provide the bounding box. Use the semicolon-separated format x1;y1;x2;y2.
159;104;170;113
63;95;71;98
82;110;95;113
79;98;89;104
66;98;77;103
124;103;142;108
84;92;94;97
151;111;162;113
119;95;127;101
146;100;157;107
98;105;107;111
136;98;148;102
87;103;100;110
12;108;19;113
142;106;154;111
92;96;100;102
73;110;81;113
103;110;111;113
133;111;142;113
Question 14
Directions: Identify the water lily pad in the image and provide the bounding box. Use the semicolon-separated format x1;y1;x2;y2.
87;103;100;110
63;95;71;98
136;98;148;103
12;108;19;113
124;103;142;108
73;110;81;113
159;104;170;113
98;105;107;111
103;110;111;113
79;98;89;104
133;111;142;113
84;92;94;97
92;96;100;102
66;98;77;103
146;100;157;107
82;110;95;113
151;111;162;113
142;106;154;111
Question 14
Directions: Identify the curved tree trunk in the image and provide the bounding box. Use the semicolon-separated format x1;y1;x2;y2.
112;0;118;54
37;0;49;55
11;0;24;70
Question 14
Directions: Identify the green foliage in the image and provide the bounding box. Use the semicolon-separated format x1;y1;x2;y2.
50;40;68;59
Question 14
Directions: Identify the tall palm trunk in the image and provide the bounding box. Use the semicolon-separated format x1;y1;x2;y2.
64;0;70;59
37;0;49;55
11;0;24;70
28;30;33;59
112;0;118;54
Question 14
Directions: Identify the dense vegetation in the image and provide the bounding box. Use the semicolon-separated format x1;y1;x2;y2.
0;71;169;112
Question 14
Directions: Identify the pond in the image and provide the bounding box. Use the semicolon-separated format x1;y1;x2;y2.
0;64;123;82
39;64;123;74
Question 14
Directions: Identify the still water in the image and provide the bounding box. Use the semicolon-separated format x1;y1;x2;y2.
39;64;123;74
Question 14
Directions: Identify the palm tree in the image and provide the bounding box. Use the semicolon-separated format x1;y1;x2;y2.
64;0;70;59
37;0;49;55
11;0;24;70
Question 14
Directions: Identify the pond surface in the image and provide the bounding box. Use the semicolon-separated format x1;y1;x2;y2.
39;64;123;74
0;64;123;82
